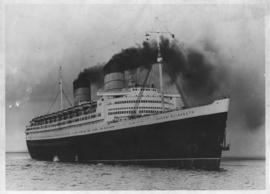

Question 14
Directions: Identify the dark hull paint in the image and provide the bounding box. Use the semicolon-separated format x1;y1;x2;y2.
27;112;228;170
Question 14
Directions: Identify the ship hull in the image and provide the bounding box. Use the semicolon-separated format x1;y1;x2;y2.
27;111;227;170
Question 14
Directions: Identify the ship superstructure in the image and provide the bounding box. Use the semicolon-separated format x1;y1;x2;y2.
26;69;185;141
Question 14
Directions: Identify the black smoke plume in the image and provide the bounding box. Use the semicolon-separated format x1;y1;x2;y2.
103;37;223;106
73;64;104;89
82;37;264;131
160;37;225;105
103;41;157;73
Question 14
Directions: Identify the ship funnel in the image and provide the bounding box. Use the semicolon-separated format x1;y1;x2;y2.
104;72;124;91
125;70;136;88
73;78;91;105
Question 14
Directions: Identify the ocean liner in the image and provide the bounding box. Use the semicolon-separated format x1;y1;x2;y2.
25;33;230;170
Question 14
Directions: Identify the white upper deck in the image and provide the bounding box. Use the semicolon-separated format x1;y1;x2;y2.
96;86;183;122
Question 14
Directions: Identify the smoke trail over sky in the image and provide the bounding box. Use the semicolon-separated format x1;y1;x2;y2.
102;37;225;102
74;64;104;89
99;36;264;130
159;37;225;106
102;37;220;105
103;41;157;73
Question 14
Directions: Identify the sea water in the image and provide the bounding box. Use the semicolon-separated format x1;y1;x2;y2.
6;152;265;190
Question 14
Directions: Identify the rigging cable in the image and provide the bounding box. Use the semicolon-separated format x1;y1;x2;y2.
47;91;60;114
62;79;73;105
62;89;73;107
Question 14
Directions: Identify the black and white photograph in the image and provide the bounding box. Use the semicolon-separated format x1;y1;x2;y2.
1;0;268;191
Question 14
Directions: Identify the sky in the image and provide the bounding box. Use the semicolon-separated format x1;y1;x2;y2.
5;4;266;157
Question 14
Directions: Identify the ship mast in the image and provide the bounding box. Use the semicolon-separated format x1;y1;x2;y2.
156;33;164;112
47;66;72;114
146;31;174;112
59;66;63;110
145;17;175;112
